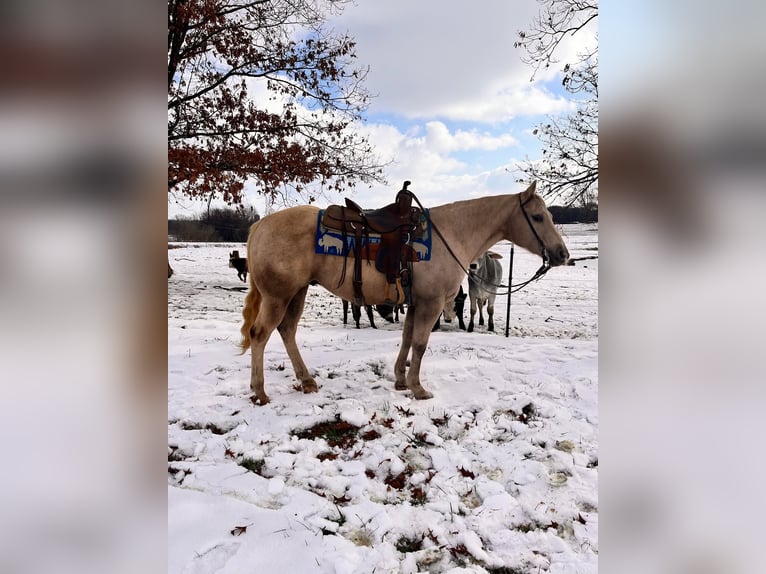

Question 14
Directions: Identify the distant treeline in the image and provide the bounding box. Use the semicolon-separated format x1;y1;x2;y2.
549;204;598;224
168;207;260;242
169;203;596;242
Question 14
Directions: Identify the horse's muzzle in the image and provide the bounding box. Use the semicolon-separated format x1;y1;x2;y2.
548;245;570;267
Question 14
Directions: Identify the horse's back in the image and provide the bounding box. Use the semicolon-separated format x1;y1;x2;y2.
249;206;319;248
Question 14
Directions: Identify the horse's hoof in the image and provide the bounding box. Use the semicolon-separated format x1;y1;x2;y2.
251;393;270;405
302;380;318;393
412;388;433;400
395;381;407;391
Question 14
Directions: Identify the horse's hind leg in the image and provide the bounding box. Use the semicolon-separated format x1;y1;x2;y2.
277;286;318;394
249;297;289;405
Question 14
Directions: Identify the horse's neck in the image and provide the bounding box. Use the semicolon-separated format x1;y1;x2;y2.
430;194;516;264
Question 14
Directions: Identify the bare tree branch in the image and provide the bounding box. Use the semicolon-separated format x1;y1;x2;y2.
515;0;598;206
168;0;385;205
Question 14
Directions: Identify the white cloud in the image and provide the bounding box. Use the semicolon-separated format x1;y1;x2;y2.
423;121;518;152
437;83;576;123
342;120;527;207
330;0;586;123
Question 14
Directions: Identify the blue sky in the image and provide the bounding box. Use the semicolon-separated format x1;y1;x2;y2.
168;0;595;218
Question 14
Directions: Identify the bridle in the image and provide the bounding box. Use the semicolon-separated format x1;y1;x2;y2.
519;194;550;268
489;194;552;294
411;191;552;296
464;195;553;295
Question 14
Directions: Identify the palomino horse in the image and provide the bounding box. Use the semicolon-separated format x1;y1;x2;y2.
239;181;569;404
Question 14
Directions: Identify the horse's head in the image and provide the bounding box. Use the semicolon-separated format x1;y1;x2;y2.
512;182;569;267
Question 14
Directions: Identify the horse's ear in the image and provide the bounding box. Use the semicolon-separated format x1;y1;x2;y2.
520;181;537;201
487;251;503;260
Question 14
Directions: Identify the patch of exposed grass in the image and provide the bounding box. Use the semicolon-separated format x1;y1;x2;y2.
293;415;360;449
384;471;408;490
168;447;186;462
448;543;470;565
348;528;375;547
368;360;386;378
496;402;538;425
323;506;346;533
410;486;427;506
206;423;231;435
179;420;234;435
431;413;450;427
239;457;266;475
403;432;430;448
579;501;598;513
514;519;563;534
395;534;424;553
361;429;380;441
555;440;576;453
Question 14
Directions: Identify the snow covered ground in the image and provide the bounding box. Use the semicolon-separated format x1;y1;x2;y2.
168;224;598;574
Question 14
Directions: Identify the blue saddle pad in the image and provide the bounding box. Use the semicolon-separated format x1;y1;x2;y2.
314;209;432;261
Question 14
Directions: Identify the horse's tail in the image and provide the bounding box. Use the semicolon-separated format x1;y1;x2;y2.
239;221;262;354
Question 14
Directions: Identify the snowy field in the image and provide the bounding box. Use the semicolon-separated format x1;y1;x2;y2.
168;224;598;574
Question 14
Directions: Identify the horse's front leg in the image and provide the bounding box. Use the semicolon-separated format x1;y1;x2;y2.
403;301;443;400
277;286;318;394
394;309;414;390
468;295;478;332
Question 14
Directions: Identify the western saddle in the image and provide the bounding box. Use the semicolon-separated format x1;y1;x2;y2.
321;181;425;306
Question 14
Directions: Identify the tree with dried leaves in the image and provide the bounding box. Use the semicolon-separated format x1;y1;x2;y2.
168;0;386;206
515;0;598;206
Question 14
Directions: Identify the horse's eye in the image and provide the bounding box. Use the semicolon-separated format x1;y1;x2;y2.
532;214;544;223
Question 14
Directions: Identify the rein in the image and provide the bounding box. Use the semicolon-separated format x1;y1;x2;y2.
470;260;550;296
409;193;471;277
409;191;551;296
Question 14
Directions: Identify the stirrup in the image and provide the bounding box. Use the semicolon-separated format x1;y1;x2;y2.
383;281;405;306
